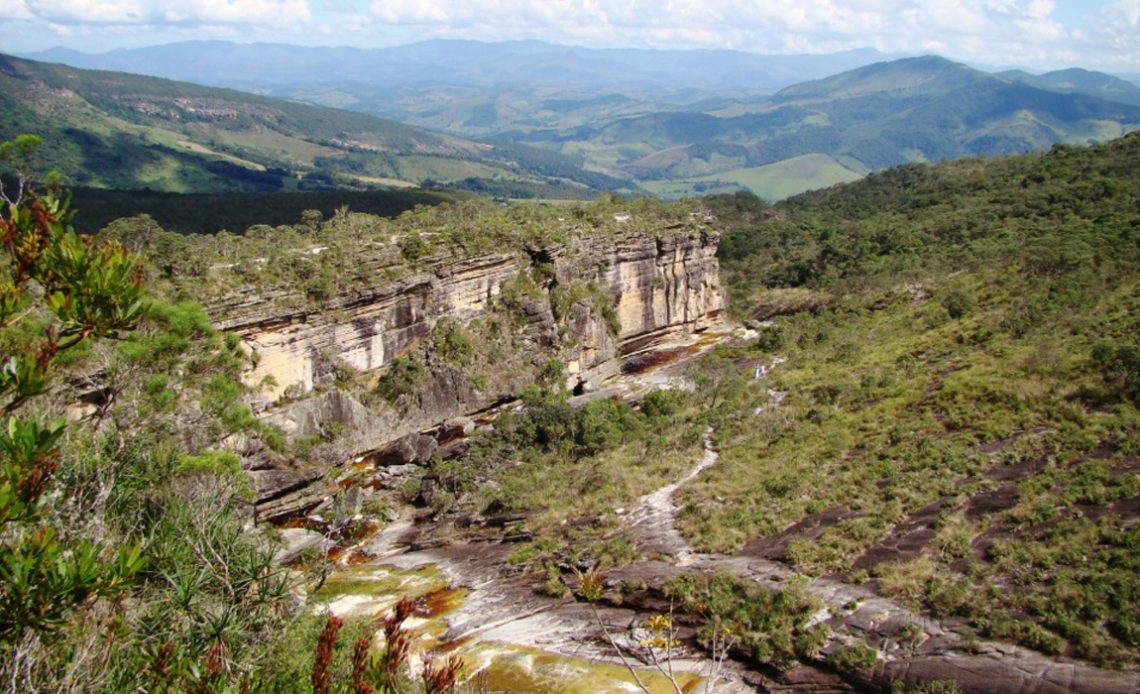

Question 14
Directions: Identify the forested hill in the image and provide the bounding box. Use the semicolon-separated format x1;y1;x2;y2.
541;56;1140;198
0;54;632;196
999;67;1140;107
696;133;1140;669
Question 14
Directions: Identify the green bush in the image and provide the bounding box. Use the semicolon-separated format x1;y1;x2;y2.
1091;342;1140;404
174;450;251;498
375;356;426;403
828;641;879;671
433;318;473;364
399;233;427;262
939;282;976;319
664;571;826;664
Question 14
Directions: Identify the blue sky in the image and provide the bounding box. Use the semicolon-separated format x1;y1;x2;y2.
1;0;1138;74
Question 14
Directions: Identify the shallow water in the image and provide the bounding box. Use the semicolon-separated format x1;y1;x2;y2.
314;560;709;692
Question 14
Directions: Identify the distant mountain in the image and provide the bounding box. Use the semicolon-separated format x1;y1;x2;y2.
773;55;984;101
999;67;1140;107
520;56;1140;198
12;46;1139;203
22;40;899;94
0;54;631;196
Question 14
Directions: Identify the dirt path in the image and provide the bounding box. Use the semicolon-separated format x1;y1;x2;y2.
623;427;717;564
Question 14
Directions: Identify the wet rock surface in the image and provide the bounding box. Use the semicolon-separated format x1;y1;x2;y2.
270;331;1140;693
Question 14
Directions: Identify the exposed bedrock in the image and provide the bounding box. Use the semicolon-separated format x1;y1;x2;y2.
207;228;723;520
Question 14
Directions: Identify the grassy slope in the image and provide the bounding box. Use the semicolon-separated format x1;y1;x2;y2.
682;135;1140;667
641;153;867;201
0;54;632;196
520;57;1140;200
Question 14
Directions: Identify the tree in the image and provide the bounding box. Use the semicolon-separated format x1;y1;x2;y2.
0;135;144;649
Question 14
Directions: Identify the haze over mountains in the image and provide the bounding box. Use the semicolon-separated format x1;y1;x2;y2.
8;40;1140;200
23;40;899;93
0;53;630;198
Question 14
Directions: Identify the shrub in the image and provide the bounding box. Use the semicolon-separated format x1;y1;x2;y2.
829;641;878;671
663;571;826;664
1091;341;1140;404
399;233;427;262
433;318;473;364
939;282;976;319
755;324;785;351
375;356;426;403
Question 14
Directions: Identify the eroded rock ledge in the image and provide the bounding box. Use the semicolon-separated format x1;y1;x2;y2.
208;226;723;521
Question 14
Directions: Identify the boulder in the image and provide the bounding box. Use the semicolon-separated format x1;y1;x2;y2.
437;439;470;460
249;468;324;504
273;527;334;565
374;432;438;466
441;416;475;439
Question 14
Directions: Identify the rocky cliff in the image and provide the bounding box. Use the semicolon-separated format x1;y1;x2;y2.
218;226;721;400
209;223;723;520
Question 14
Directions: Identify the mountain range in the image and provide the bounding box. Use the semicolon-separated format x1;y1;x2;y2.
22;40;898;94
512;56;1140;198
0;53;629;197
7;41;1140;201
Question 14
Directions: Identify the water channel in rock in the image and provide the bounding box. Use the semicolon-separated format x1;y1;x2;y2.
274;322;1140;694
281;324;757;692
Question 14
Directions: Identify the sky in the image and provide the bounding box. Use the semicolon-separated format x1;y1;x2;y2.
1;0;1138;75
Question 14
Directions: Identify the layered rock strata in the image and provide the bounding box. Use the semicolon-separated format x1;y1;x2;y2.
209;227;722;520
217;229;720;402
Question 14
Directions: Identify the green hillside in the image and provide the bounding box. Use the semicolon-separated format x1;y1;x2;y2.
1001;67;1140;107
641;153;867;200
0;54;634;197
518;57;1140;199
771;54;981;101
699;133;1140;666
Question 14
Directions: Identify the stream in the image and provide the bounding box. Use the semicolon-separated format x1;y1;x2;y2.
300;325;754;693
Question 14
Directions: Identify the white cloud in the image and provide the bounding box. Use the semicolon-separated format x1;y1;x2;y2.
1070;0;1138;69
2;0;1137;73
21;0;310;27
358;0;1080;58
0;0;32;19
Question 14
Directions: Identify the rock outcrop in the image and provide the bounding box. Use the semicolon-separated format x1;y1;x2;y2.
210;226;723;521
218;229;720;401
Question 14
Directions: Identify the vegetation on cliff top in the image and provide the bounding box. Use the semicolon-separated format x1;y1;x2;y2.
102;193;713;311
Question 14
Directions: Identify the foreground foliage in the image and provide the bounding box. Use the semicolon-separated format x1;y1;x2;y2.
0;137;309;691
0;134;145;655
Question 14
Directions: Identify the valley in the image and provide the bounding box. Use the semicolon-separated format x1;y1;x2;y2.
65;134;1125;692
0;53;633;198
1;29;1139;694
8;43;1140;204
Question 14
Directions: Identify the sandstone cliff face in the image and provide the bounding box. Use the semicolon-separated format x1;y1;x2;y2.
209;227;722;521
215;253;520;400
551;228;723;381
216;228;721;403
